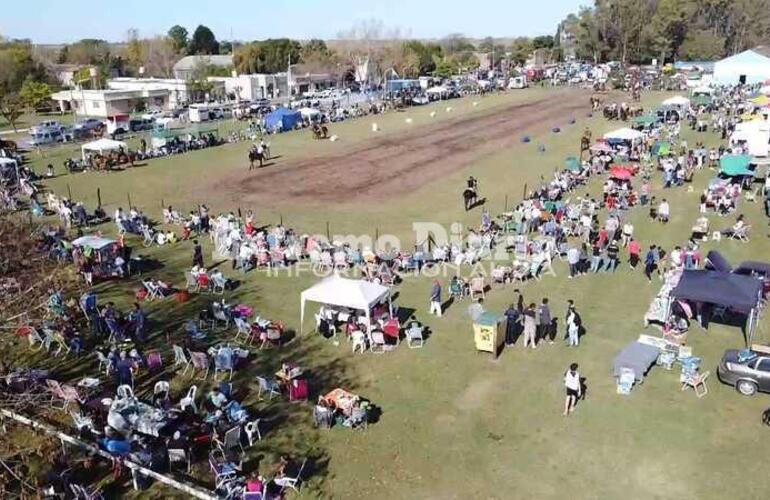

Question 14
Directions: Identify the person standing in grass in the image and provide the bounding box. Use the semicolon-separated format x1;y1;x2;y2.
628;238;641;270
564;363;582;416
522;303;538;349
537;298;553;344
567;245;580;279
192;240;204;268
429;279;442;317
644;244;660;282
566;300;581;347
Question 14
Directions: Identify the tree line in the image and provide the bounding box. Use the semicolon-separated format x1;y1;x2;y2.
560;0;770;64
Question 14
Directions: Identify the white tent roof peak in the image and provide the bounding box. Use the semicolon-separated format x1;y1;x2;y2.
603;127;644;141
662;95;690;107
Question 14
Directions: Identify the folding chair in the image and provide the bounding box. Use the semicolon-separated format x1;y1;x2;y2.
142;280;161;301
212;303;231;330
116;384;135;401
277;458;307;494
168;448;191;473
172;345;191;375
256;376;281;400
469;277;486;300
146;350;163;372
212;275;226;295
95;350;112;375
189;351;210;380
141;227;155;248
153;381;170;408
368;331;387;354
405;324;425;348
208;450;240;489
179;385;198;413
20;326;45;351
214;348;235;381
233;317;252;343
216;425;245;460
184;272;199;292
681;370;710;398
243;419;262;446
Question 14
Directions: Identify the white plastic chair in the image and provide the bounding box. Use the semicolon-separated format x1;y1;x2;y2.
244;419;262;446
95;350;111;375
172;345;191;375
179;385;198;414
116;385;134;401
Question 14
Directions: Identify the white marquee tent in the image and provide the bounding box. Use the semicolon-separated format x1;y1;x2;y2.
299;274;392;335
731;121;770;157
603;127;644;141
81;138;127;160
662;96;691;107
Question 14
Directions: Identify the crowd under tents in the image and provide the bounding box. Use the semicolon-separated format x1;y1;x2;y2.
299;274;392;335
632;114;659;129
662;95;691;107
669;269;763;344
81;138;127;160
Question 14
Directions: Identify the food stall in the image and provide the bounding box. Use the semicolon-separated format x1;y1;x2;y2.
473;312;505;357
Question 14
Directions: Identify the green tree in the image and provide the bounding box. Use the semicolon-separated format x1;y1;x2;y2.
404;41;442;75
0;92;24;132
124;28;145;73
189;25;219;55
532;35;555;49
679;29;726;60
64;39;111;65
233;39;300;74
167;25;189;53
509;37;534;65
19;78;51;111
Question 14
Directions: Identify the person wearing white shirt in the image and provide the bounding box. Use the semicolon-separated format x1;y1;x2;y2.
567;247;580;278
658;199;670;223
564;363;582;416
621;222;634;247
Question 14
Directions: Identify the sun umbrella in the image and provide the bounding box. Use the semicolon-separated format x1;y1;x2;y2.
609;165;634;181
751;95;770;107
652;141;671;157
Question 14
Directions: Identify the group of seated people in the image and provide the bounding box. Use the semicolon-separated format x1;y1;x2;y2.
133;134;223;161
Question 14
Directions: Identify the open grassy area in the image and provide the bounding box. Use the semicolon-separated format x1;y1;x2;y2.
11;89;770;499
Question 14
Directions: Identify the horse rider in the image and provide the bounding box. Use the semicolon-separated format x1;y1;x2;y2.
259;138;270;159
467;176;478;194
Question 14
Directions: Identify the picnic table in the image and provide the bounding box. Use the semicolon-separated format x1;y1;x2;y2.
323;388;359;416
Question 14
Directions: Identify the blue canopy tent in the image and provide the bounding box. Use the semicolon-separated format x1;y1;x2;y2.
265;108;302;132
670;270;763;344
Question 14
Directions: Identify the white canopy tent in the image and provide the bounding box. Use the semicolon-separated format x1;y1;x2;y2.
662;95;691;107
731;121;770;157
603;127;645;141
81;138;127;160
298;107;321;120
426;86;450;95
299;274;392;335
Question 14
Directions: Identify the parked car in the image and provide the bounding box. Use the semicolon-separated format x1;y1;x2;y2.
29;127;73;146
30;120;65;135
73;118;104;132
129;117;154;132
717;348;770;396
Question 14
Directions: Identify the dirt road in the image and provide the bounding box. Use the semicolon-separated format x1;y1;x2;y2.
215;89;592;204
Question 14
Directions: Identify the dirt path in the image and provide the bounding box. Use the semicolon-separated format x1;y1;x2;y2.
212;89;592;204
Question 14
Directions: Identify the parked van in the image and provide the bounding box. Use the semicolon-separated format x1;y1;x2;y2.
188;104;210;123
30;128;72;146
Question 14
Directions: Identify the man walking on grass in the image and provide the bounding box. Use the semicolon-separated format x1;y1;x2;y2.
429;279;442;317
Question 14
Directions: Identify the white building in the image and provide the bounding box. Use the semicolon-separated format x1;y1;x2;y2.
173;55;234;80
50;77;225;117
208;74;289;101
713;46;770;86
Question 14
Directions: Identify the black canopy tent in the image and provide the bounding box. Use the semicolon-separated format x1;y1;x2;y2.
669;270;763;344
704;250;732;273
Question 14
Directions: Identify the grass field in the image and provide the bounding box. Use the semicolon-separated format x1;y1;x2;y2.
11;88;770;499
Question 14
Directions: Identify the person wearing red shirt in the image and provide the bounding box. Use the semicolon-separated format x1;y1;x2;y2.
628;239;641;269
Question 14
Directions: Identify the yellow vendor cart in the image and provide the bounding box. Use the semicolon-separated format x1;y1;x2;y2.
473;312;505;358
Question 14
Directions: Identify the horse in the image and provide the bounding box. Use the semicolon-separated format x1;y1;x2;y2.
463;187;477;211
580;128;592;159
311;124;329;140
763;406;770;426
248;148;264;170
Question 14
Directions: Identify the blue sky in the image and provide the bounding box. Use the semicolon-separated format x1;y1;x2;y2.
1;0;583;43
